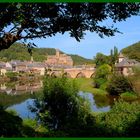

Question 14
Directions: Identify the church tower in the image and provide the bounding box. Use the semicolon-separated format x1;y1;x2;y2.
118;53;124;63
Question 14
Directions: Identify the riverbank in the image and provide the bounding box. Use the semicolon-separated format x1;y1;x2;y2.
72;78;139;100
73;78;108;95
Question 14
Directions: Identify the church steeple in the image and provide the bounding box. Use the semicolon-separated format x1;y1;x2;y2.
118;53;124;63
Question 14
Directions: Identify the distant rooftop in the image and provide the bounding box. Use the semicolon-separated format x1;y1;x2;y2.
116;58;140;67
118;53;125;58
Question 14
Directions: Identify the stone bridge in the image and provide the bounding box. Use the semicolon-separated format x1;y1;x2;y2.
49;67;96;78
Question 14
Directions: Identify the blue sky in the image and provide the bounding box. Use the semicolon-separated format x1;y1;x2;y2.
29;15;140;59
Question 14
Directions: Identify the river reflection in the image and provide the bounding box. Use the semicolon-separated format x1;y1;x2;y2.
79;92;110;112
0;81;43;95
1;80;139;119
6;92;111;119
7;99;36;119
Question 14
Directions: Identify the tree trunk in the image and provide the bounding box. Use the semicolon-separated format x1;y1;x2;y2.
0;33;20;51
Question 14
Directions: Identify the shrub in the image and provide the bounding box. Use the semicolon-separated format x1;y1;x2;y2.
0;109;23;137
120;92;137;101
107;74;133;95
129;66;140;96
22;119;48;137
96;100;140;136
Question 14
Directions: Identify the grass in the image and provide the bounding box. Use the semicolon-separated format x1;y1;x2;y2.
120;92;138;101
71;78;108;95
23;118;48;135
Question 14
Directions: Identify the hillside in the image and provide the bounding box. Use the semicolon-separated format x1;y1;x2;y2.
70;54;93;65
0;42;93;65
121;41;140;62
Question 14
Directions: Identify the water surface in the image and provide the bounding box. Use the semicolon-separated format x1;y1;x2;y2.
0;80;129;119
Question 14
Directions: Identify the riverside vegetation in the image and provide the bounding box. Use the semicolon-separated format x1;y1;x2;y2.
1;45;140;137
1;3;140;137
1;73;140;137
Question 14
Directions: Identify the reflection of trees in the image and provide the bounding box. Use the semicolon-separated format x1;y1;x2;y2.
94;94;110;108
0;91;42;109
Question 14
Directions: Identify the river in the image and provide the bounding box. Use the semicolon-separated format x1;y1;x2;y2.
0;80;132;119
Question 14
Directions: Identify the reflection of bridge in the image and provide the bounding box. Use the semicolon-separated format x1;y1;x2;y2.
49;67;96;78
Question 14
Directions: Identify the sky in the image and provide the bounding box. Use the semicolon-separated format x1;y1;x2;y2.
29;15;140;59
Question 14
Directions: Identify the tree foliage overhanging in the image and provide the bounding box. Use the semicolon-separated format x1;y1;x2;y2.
0;3;140;51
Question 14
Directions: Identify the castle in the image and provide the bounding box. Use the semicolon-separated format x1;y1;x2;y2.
45;49;73;67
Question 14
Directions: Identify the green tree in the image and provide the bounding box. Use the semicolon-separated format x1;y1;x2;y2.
109;46;119;70
129;66;140;96
32;76;95;136
0;3;140;50
94;64;111;88
93;53;109;67
107;74;134;95
96;100;140;136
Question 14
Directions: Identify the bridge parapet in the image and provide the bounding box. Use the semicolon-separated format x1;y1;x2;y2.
47;66;95;78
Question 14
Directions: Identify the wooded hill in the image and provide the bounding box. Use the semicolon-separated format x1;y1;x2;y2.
121;41;140;62
0;43;93;65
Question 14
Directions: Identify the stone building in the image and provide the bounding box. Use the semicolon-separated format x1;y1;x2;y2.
1;60;47;76
115;53;140;76
45;49;73;67
27;62;47;76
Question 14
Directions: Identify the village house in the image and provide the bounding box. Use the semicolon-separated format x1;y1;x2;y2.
0;60;48;76
0;62;6;75
9;60;30;72
0;62;12;76
115;53;140;76
27;62;47;76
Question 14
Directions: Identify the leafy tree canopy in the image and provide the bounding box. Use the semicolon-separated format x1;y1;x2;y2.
94;64;111;88
110;46;119;66
32;76;95;137
0;3;140;51
93;53;109;67
107;74;134;95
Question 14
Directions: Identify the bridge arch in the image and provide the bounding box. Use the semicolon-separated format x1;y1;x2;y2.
62;72;71;78
90;73;95;78
51;72;57;77
76;72;86;78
